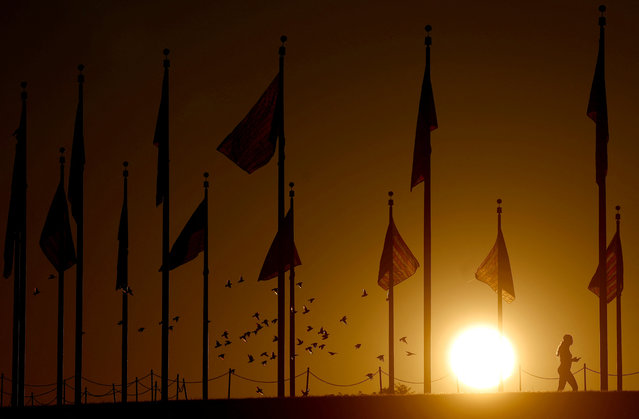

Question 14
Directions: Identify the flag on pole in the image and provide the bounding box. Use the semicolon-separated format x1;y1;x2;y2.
378;216;419;290
587;21;608;186
2;106;26;279
217;75;281;174
410;54;438;190
40;179;76;272
116;184;128;290
258;207;301;281
163;199;206;271
68;69;85;221
475;230;515;303
154;57;169;206
588;230;623;303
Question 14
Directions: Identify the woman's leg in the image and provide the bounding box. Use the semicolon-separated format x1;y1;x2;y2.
567;372;578;391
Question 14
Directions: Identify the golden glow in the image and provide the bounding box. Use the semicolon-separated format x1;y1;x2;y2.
449;326;516;390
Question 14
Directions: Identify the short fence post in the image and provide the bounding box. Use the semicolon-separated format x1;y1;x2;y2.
31;392;34;406
583;363;587;391
176;374;180;400
135;377;138;402
227;368;232;399
305;367;310;396
63;378;66;405
182;378;188;400
112;384;116;403
378;367;382;393
154;382;158;401
1;372;4;407
519;364;522;392
150;370;154;402
84;387;87;404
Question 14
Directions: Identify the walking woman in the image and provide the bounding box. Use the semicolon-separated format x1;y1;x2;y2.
556;334;580;391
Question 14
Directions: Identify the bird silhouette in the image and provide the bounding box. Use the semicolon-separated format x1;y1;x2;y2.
137;327;145;333
260;352;268;357
321;333;329;340
123;286;134;296
354;343;361;349
302;306;310;314
361;289;368;297
248;354;255;363
253;312;260;321
339;316;347;325
262;319;270;327
377;355;384;362
318;344;326;350
240;334;248;343
297;338;303;346
117;320;123;326
238;275;244;283
272;336;278;342
224;340;232;346
366;373;374;379
168;325;174;331
272;318;278;324
32;288;40;296
305;346;313;354
225;280;232;288
270;352;276;360
261;360;267;366
256;387;264;396
218;354;225;360
306;325;313;332
399;336;407;344
302;389;309;396
48;273;56;280
290;307;297;314
221;331;229;339
214;340;222;348
318;327;326;335
272;288;278;295
172;316;180;322
311;342;318;348
307;298;315;303
406;351;416;356
328;351;337;356
296;282;303;288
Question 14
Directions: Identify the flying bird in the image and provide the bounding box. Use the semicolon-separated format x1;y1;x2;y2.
406;351;416;356
172;316;180;322
240;335;248;343
168;325;174;331
117;320;123;326
262;319;270;327
260;352;269;357
255;323;263;333
361;289;368;297
238;276;244;283
214;340;222;348
339;316;347;325
290;307;297;314
261;360;267;366
248;354;255;363
272;288;278;295
307;298;315;304
366;373;374;380
306;326;313;332
48;274;56;279
218;354;225;360
328;351;337;356
123;286;134;296
270;352;276;360
399;336;408;344
302;306;310;314
272;336;278;342
272;318;278;324
224;340;232;346
305;346;313;354
137;327;145;333
256;387;263;396
296;282;303;288
221;331;229;339
253;312;260;321
311;342;318;348
225;280;232;288
318;344;326;350
354;344;361;349
32;288;40;296
377;355;385;362
302;389;309;396
297;338;303;346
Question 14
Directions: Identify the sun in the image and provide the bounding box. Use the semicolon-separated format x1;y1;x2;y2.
449;325;516;390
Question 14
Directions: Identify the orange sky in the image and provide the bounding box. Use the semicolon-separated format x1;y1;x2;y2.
1;0;639;400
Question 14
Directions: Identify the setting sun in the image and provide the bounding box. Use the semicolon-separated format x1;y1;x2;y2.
450;326;516;390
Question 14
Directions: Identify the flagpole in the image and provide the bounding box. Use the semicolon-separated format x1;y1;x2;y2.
121;162;129;403
73;64;85;405
202;172;210;400
277;35;287;398
160;48;170;402
56;148;66;406
595;5;608;392
615;205;621;391
388;191;395;394
423;25;433;394
289;182;296;397
496;199;503;392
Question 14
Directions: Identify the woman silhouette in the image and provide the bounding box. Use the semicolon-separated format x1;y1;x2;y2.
556;334;580;391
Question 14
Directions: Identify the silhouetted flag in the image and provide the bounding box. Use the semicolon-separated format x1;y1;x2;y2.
2;101;26;279
163;199;206;271
68;74;85;221
588;231;623;303
258;208;301;281
40;180;76;272
475;230;515;302
217;75;281;174
410;58;438;190
154;60;169;206
116;185;128;290
377;216;419;290
587;23;608;186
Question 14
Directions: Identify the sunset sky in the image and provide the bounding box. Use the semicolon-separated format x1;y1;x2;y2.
1;0;639;401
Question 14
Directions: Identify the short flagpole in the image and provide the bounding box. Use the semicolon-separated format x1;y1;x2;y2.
276;35;287;399
388;192;395;395
56;148;66;406
497;199;503;392
121;162;129;403
615;205;621;391
423;25;433;394
289;182;296;397
203;172;210;400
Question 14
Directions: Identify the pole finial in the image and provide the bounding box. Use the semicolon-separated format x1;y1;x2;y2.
279;36;287;56
289;181;294;197
388;191;394;206
59;147;66;164
425;25;432;46
163;49;170;68
123;161;129;178
204;171;209;189
615;205;620;221
20;81;27;90
598;5;606;26
497;198;502;214
20;81;27;100
78;64;85;83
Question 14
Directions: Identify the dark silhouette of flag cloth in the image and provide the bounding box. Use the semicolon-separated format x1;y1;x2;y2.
410;59;437;190
163;199;206;271
377;216;419;290
217;75;280;174
258;208;301;281
588;230;623;303
587;24;608;185
475;230;515;302
116;188;128;290
40;180;76;272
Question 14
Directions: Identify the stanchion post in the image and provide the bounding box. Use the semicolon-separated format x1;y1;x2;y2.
584;363;587;391
519;364;522;392
63;378;66;404
154;382;158;401
84;387;87;404
182;378;187;400
378;367;382;393
1;372;4;406
305;367;310;396
176;374;179;400
112;384;116;403
31;392;33;406
135;377;138;402
227;368;232;399
150;369;154;401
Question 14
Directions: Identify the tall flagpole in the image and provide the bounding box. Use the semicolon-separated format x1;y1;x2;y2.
595;5;608;392
289;182;296;397
423;25;433;394
202;172;210;400
121;162;129;403
73;64;85;405
615;205;621;391
277;35;287;398
388;191;395;394
160;48;171;402
496;199;503;392
56;148;67;406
